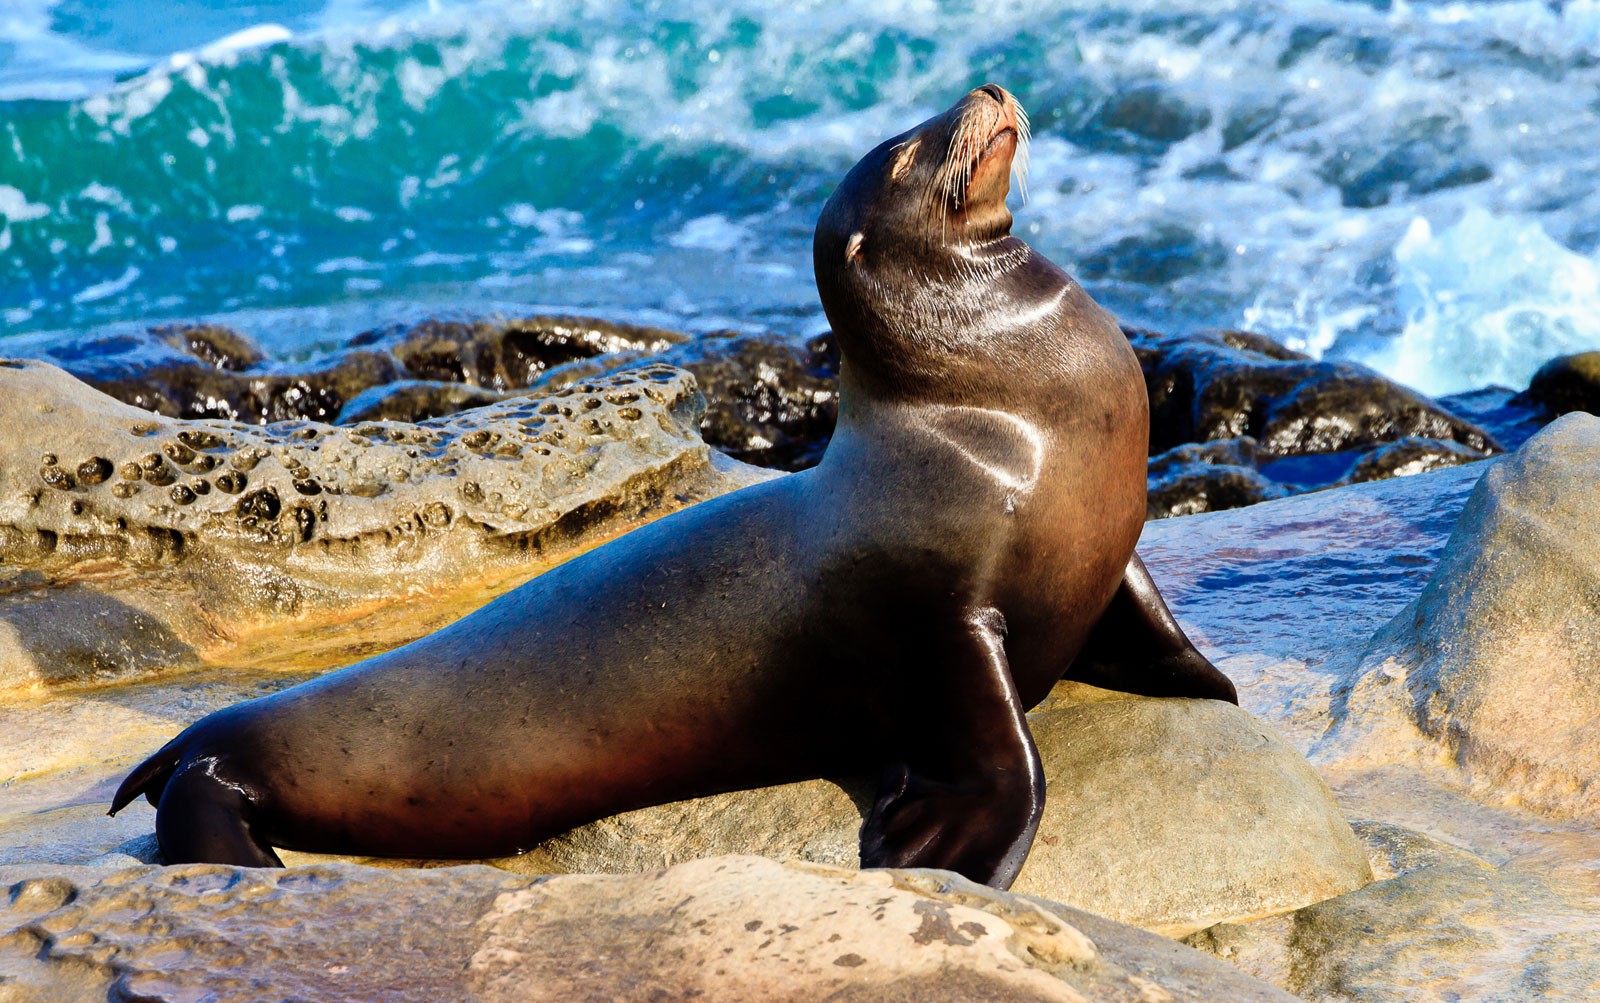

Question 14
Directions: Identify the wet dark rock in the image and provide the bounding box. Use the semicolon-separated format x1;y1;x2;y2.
449;330;847;471
149;322;267;371
533;330;840;472
1147;439;1289;519
1513;351;1600;418
1342;437;1485;484
1127;328;1504;517
1127;328;1500;457
23;314;686;429
16;322;395;423
338;380;516;424
348;314;686;389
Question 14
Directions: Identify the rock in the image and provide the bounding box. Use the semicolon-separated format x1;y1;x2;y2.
347;312;688;387
22;310;1516;494
509;686;1371;938
20;313;686;425
1126;327;1499;458
1145;438;1288;519
336;379;516;424
1516;350;1600;417
0;359;774;690
1185;821;1593;1003
1340;435;1486;484
1125;327;1502;517
1344;413;1600;820
30;312;840;472
536;329;842;471
0;856;1301;1002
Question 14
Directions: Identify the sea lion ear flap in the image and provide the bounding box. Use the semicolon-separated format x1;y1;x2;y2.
845;232;865;265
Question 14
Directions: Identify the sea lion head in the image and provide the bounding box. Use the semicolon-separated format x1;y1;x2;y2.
815;84;1029;266
813;85;1037;389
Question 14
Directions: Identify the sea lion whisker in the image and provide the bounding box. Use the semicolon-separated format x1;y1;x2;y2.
1013;103;1031;203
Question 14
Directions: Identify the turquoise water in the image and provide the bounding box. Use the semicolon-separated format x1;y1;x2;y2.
2;0;1599;393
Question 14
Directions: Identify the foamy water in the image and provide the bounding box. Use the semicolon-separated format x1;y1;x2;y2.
2;0;1598;392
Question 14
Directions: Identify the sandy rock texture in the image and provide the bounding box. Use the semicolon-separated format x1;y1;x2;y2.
0;856;1299;1003
1342;413;1600;819
515;687;1370;938
0;358;772;691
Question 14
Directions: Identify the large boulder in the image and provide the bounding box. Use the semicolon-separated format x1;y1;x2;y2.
0;358;773;690
489;686;1372;938
0;856;1300;1002
1345;412;1600;819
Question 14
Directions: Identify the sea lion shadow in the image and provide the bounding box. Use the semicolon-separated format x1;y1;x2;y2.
0;577;198;687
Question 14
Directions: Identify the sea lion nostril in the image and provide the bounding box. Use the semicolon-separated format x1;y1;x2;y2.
978;84;1005;104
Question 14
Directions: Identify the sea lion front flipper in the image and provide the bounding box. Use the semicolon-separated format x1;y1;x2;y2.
859;608;1044;890
1066;553;1238;704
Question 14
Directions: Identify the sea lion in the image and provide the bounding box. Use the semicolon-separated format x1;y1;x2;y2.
111;85;1236;890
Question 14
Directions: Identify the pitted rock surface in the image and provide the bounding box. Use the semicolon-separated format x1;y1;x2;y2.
0;359;773;689
19;310;1519;495
0;856;1298;1003
348;312;688;388
532;330;841;472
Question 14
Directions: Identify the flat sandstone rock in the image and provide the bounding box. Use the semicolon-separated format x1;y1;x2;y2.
0;855;1299;1003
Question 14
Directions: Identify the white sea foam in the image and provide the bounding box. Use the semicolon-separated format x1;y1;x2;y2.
668;214;753;254
0;185;49;222
1375;210;1600;395
71;266;141;304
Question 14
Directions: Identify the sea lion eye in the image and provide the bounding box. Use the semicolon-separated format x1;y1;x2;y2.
890;139;920;181
845;232;865;264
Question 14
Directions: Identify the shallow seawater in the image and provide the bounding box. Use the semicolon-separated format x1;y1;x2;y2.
2;0;1599;391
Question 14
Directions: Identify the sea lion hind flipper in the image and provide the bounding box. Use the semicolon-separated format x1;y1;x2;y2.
1066;553;1238;704
152;762;284;868
108;739;184;815
859;609;1044;890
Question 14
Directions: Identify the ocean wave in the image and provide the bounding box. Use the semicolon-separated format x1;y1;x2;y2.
2;0;1598;390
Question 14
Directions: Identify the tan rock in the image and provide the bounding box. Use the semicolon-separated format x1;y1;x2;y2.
510;686;1371;938
1345;413;1600;818
0;855;1299;1002
0;359;773;691
1186;820;1600;1003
